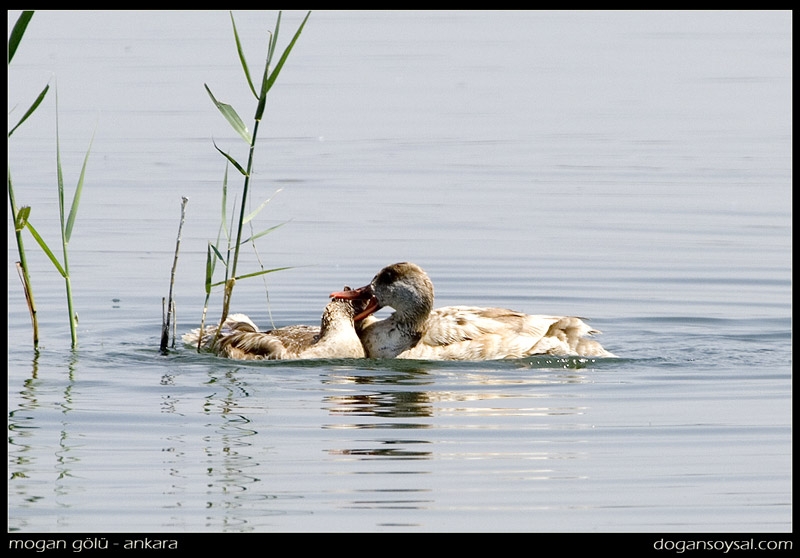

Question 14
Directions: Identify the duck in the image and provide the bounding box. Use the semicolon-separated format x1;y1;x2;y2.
181;295;366;361
330;262;615;360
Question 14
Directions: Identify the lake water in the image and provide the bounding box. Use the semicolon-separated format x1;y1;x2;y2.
7;10;792;537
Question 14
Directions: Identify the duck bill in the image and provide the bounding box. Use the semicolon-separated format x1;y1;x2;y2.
330;285;380;322
351;297;380;321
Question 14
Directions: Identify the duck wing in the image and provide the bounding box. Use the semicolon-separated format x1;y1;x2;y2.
402;307;613;360
419;306;556;344
392;306;555;360
265;325;321;354
183;313;323;360
532;316;615;357
216;330;289;360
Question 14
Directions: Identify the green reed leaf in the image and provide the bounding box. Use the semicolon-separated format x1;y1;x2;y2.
204;83;253;144
211;139;248;176
241;221;289;244
55;88;65;231
8;11;34;65
209;242;226;264
234;266;293;281
255;12;281;120
229;12;258;99
257;10;311;120
65;124;96;243
8;82;49;138
204;244;215;295
242;189;282;224
14;205;31;231
25;221;66;277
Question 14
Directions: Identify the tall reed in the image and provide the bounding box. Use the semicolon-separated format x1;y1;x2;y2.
24;91;95;349
201;10;310;341
8;11;94;349
8;10;48;349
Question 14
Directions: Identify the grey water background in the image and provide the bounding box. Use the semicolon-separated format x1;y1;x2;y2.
7;10;791;533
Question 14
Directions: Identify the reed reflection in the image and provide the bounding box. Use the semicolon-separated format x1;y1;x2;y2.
199;369;262;514
55;358;78;486
8;352;79;510
8;354;42;484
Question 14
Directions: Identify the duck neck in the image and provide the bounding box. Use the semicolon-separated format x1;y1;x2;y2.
393;292;433;335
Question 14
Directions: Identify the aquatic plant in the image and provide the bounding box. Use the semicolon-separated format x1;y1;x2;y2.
8;10;48;349
26;91;95;350
160;197;189;353
8;11;94;350
201;10;310;344
193;163;290;351
9;10;47;348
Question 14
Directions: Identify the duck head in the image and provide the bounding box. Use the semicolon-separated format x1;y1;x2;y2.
330;262;435;327
326;285;374;321
319;295;359;334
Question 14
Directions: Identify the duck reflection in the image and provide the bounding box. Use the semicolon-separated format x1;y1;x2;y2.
327;439;432;459
325;389;434;419
323;365;436;419
321;364;591;462
322;367;433;460
322;365;589;420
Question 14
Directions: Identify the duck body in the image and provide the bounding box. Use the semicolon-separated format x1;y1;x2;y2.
182;298;365;361
331;262;615;360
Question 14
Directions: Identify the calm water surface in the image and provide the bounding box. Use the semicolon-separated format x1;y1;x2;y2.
7;10;792;534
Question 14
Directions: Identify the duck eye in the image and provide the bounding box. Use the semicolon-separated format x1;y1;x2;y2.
376;268;398;285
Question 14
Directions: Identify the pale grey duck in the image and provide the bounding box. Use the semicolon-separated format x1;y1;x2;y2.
330;262;615;360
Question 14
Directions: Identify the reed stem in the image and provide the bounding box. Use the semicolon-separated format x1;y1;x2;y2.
9;176;39;348
161;196;188;353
